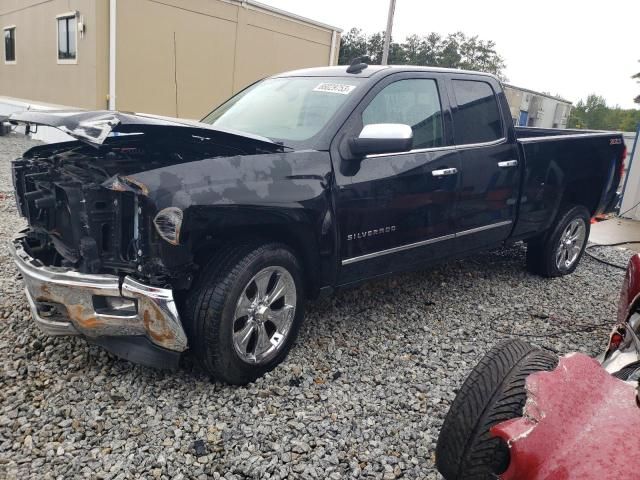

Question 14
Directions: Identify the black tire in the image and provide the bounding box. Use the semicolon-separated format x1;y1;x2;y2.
435;339;558;480
526;204;590;277
183;241;305;385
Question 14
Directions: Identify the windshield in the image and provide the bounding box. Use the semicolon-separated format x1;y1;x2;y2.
201;77;363;144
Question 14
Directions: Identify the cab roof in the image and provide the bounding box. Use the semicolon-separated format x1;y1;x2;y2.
274;65;501;82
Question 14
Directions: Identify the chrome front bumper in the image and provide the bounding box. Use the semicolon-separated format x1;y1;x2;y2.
9;234;188;353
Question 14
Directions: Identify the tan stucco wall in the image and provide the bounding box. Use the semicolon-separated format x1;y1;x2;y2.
116;0;338;119
0;0;109;109
503;86;524;121
0;0;338;117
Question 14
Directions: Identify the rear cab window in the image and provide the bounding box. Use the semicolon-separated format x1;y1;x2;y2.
452;80;503;145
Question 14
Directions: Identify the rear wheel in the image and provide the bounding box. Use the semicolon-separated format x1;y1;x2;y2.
526;204;590;277
435;339;558;480
183;242;305;385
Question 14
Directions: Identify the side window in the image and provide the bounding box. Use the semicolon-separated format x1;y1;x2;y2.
57;14;77;62
4;26;15;63
363;79;443;149
452;80;502;144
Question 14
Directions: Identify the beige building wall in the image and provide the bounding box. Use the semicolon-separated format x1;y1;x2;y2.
116;0;340;119
1;0;339;118
233;7;338;92
503;86;524;122
0;0;109;109
504;84;572;128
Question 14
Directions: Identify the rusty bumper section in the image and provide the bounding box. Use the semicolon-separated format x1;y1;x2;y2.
10;234;188;359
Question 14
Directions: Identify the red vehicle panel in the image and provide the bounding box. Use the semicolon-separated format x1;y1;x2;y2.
491;353;640;480
618;254;640;322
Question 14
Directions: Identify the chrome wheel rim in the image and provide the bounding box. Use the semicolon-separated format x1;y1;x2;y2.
555;218;586;271
232;266;296;364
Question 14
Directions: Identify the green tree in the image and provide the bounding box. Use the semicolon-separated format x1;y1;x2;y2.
567;100;586;129
438;32;463;68
338;28;506;79
585;94;608;128
401;33;442;66
634;60;640;104
387;40;406;64
337;28;367;65
403;34;422;64
337;29;404;65
366;31;385;64
568;94;640;131
620;109;640;132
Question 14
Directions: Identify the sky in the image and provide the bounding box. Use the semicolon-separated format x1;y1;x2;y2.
261;0;640;108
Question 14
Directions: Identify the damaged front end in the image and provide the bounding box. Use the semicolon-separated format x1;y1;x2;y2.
11;233;186;368
8;110;285;368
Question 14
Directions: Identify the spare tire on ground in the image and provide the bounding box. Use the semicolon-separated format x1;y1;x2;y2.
435;339;559;480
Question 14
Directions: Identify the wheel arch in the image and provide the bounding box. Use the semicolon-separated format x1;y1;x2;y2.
187;218;329;300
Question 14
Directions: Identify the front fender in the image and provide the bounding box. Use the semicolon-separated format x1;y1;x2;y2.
129;151;332;210
130;151;337;294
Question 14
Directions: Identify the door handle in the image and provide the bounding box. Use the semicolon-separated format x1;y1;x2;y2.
432;167;458;177
497;160;518;168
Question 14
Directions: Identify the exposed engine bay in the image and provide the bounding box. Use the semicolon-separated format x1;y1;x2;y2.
12;133;273;286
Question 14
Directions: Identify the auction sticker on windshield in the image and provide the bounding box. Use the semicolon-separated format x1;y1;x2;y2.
313;83;357;95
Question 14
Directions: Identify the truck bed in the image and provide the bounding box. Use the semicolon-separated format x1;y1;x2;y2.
510;127;624;240
514;126;610;140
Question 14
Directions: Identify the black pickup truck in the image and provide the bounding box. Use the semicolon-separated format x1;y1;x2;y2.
9;63;625;384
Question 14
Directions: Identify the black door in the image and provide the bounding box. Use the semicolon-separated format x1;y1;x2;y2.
449;78;521;251
332;74;460;285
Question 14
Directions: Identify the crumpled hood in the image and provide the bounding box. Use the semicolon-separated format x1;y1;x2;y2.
9;110;283;152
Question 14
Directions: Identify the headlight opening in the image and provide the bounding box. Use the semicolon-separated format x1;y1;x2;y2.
153;207;183;245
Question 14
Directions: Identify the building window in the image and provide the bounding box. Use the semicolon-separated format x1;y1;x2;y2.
57;14;77;62
4;26;15;63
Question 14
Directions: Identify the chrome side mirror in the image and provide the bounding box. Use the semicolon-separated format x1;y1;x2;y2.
350;123;413;156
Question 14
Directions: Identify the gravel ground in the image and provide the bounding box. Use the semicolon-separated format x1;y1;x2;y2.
0;132;635;479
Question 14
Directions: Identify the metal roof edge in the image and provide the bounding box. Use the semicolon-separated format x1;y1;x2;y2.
239;0;342;33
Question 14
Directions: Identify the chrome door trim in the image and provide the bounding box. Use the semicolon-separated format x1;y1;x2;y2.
454;220;513;238
341;233;456;266
518;132;619;144
365;137;507;159
457;137;507;151
341;220;513;265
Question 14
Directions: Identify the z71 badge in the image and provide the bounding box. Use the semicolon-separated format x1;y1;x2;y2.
347;226;396;241
610;138;623;145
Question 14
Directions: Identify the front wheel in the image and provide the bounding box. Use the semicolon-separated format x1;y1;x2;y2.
526;204;590;277
183;242;305;385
